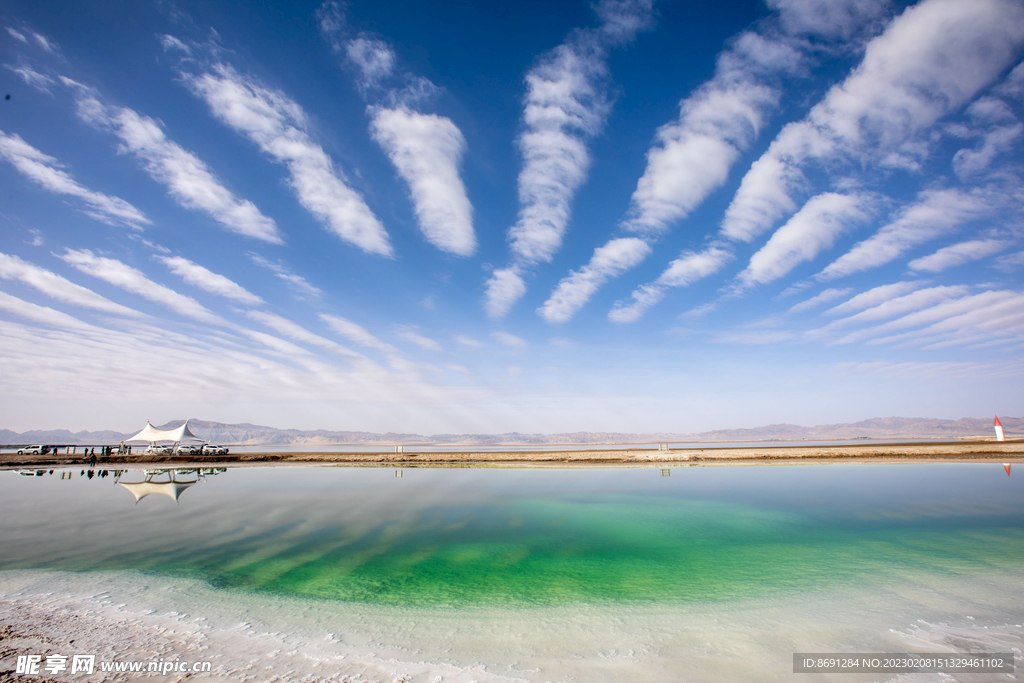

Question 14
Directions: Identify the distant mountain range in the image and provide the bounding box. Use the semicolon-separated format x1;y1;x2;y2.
1;416;1017;446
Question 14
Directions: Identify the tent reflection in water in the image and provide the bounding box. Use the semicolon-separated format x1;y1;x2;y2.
125;420;205;453
117;469;199;504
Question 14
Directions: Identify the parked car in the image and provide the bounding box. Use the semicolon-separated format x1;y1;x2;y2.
177;445;198;455
16;445;46;455
202;444;228;455
145;445;173;455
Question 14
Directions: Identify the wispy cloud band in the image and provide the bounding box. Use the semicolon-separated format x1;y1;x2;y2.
66;82;282;243
182;61;393;256
484;0;654;318
0;130;150;230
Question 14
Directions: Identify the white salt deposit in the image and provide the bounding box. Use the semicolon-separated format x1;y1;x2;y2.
1;568;1021;682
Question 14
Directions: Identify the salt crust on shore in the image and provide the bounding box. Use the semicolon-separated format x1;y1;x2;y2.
3;439;1023;471
1;569;1022;683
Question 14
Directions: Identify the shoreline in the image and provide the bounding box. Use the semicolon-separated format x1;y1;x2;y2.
3;563;1023;683
2;439;1021;469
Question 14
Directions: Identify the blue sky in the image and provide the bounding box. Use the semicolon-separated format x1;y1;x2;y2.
1;0;1023;434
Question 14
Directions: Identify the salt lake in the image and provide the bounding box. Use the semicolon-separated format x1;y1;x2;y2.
1;463;1021;682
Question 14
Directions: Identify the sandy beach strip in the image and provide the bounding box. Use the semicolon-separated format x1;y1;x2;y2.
1;439;1021;469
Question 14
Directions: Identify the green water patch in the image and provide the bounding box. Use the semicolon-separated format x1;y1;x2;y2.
98;494;1024;606
3;466;1023;608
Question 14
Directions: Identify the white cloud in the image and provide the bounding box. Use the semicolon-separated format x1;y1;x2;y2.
706;314;797;345
239;328;317;359
345;36;396;89
656;245;735;288
842;285;971;325
812;284;973;342
319;312;421;375
320;313;397;354
248;254;322;300
0;291;98;334
825;280;923;315
6;28;28;43
453;334;483;348
490;0;653;317
0;293;478;418
819;0;1024;153
716;328;797;345
768;0;889;38
995;61;1024;100
370;107;475;256
58;249;222;324
996;250;1024;271
817;188;992;280
315;2;347;49
842;289;1020;345
246;310;364;360
622;25;812;236
966;96;1016;124
952;123;1024;178
788;288;853;313
506;365;523;377
317;2;398;92
608;245;733;323
508;46;610;265
719;148;805;242
777;280;813;298
689;0;888;246
491;331;527;349
549;337;575;349
317;4;475;257
483;267;527;320
607;284;666;324
159;256;263;305
184;62;393;256
721;0;1024;242
538;237;651;323
683;302;718;318
0;130;150;230
593;0;656;44
32;32;56;53
68;87;283;244
739;193;874;287
0;252;142;317
158;34;192;55
394;324;442;352
444;362;471;375
836;359;1014;379
5;64;55;92
910;293;1024;349
909;238;1010;272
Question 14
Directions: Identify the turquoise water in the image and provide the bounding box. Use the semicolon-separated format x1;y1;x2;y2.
1;464;1021;608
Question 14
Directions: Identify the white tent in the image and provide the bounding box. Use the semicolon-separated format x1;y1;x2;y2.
116;469;199;503
126;420;204;444
119;480;195;503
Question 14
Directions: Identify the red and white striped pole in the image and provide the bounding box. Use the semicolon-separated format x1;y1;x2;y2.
994;416;1005;442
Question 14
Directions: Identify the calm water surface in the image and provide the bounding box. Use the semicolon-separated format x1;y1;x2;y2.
223;437;948;453
1;464;1020;607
